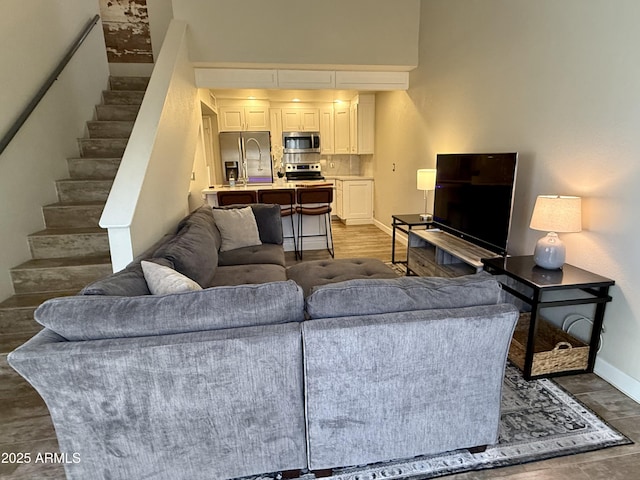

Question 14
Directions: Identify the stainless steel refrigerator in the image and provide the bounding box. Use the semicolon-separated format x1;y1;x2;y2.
219;132;272;184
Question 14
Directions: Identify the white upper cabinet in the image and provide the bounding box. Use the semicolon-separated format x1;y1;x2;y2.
334;105;351;154
350;94;375;154
320;107;335;155
219;105;270;132
318;105;353;155
196;68;408;91
277;70;336;89
281;108;320;131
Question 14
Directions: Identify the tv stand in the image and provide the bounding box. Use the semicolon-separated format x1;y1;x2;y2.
407;230;500;277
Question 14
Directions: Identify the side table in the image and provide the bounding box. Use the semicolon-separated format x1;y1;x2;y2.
482;256;614;380
391;214;432;264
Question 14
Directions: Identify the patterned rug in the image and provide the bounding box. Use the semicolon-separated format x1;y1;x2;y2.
239;363;631;480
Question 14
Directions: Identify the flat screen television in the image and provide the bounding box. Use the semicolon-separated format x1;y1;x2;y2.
433;152;518;256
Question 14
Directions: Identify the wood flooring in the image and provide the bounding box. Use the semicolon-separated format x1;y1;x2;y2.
1;222;639;479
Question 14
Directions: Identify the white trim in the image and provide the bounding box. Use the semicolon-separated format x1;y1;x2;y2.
594;358;640;404
374;218;409;244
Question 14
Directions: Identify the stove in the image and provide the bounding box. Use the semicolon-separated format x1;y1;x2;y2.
285;163;325;182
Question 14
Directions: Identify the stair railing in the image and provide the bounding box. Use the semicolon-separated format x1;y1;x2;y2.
0;14;100;157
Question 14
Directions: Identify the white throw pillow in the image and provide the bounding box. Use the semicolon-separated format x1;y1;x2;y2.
141;261;203;295
212;206;262;252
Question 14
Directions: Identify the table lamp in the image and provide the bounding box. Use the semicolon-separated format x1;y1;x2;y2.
529;195;582;269
417;169;436;221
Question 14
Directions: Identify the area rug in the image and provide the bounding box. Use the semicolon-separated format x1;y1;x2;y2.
239;363;631;480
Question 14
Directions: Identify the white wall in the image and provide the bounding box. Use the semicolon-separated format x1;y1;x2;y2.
100;20;201;271
0;1;109;300
374;0;640;397
172;0;420;70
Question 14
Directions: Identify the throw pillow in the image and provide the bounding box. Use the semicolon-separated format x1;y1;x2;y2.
141;260;203;295
212;206;262;252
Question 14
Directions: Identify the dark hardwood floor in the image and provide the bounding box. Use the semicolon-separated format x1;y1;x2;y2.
1;222;638;479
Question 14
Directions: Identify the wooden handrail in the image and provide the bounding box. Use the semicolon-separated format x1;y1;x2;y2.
0;14;100;156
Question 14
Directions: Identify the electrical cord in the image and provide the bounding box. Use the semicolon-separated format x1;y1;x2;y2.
562;313;605;353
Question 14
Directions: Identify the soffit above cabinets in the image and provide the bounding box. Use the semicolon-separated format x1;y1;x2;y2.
194;68;409;91
211;88;358;103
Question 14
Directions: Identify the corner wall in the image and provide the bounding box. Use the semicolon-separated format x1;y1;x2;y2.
0;1;109;300
374;0;640;398
100;20;200;271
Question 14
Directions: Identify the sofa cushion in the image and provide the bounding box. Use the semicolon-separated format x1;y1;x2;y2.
305;272;502;319
212;206;262;252
286;258;398;297
216;204;283;245
35;280;304;341
141;261;202;295
80;257;174;296
218;243;286;268
210;264;287;287
154;223;218;288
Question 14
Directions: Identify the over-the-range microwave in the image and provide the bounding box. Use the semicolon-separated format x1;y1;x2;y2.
282;131;321;154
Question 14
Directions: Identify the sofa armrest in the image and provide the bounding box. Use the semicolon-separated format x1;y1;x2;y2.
301;303;519;470
8;323;307;480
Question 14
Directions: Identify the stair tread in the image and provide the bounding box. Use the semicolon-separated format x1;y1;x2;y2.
0;291;78;310
87;120;134;125
67;157;122;161
78;137;128;143
56;178;113;183
109;76;150;91
11;254;112;271
29;227;106;237
44;201;106;208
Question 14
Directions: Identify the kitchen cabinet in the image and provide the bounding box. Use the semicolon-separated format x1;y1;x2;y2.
270;109;283;149
349;94;375;154
318;105;351;155
219;105;270;132
320;107;334;155
335;180;343;219
335;178;373;225
334;105;351;154
281;108;320;131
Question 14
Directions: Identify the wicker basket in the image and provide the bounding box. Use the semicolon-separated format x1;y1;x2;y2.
509;312;589;376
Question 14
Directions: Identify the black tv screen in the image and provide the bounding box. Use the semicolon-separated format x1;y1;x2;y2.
433;153;518;256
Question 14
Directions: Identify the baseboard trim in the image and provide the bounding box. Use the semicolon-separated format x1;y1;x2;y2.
373;219;408;245
594;358;640;404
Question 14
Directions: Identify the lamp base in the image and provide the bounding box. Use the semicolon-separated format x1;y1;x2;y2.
533;232;566;269
419;213;433;221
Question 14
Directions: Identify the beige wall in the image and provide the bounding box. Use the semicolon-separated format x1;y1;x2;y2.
0;1;109;300
172;0;420;69
374;0;640;396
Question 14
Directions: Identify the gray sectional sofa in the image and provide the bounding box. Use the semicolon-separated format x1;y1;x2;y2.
8;204;519;480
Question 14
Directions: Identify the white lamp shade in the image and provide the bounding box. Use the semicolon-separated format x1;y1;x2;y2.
530;195;582;233
417;169;436;191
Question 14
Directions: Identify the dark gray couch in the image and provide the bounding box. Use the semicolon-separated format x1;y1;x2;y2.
8;204;519;479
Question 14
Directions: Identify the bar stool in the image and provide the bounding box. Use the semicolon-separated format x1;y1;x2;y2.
216;190;257;206
257;189;298;259
295;187;334;259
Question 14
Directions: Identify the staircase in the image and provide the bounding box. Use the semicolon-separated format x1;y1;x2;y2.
0;76;148;360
